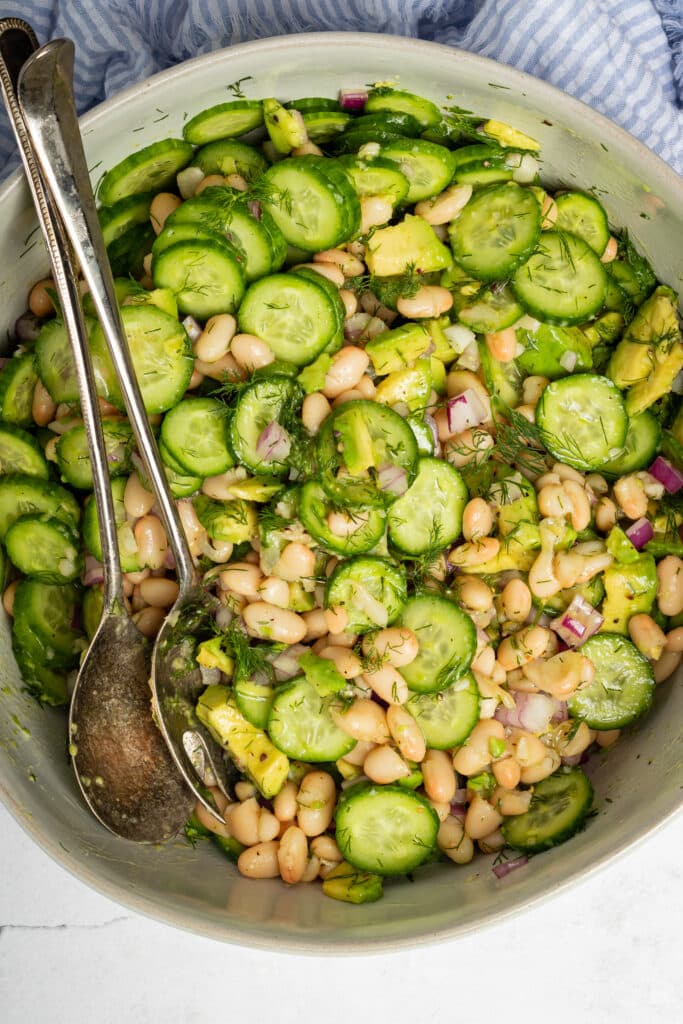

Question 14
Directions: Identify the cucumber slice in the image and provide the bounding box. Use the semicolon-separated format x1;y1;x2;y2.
234;678;274;731
290;267;345;338
456;282;524;333
261;157;361;250
568;633;655;729
90;304;193;414
284;97;341;113
56;418;133;489
380;139;456;202
388;457;468;556
516;323;593;380
554;192;610;256
228;375;301;476
601;411;661;476
0;353;39;426
107;222;156;278
12;579;85;668
83;476;141;573
183;100;264;145
325;555;407;633
398;594;476;694
5;514;82;583
36;317;95;404
152;238;246;318
0;474;80;539
513;231;608;325
161;397;233;477
12;640;68;706
365;89;442;129
98;139;194;205
0;423;48;478
267;676;356;761
501;767;594;853
238;272;339;365
302;110;352;142
333;127;405;155
449;183;541;282
406;672;480;749
335;784;439;875
99;192;153;247
337;155;410;205
317;400;418;509
299;480;386;556
478;339;525;407
345;111;422;138
194;139;268;182
535;373;628;471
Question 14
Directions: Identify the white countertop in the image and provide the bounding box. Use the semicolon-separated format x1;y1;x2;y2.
1;799;681;1023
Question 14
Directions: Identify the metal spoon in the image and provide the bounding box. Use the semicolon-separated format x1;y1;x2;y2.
17;37;232;818
0;19;195;841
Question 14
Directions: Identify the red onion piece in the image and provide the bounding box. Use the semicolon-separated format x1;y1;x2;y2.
377;463;408;496
446;388;488;434
256;421;291;462
423;413;441;456
493;855;528;879
450;803;467;820
247;199;262;221
552;701;569;723
343;311;372;342
339;88;368;112
164;547;177;571
215;604;233;630
82;555;104;586
648;456;683;495
625;517;654;550
14;310;42;343
550;594;604;648
562;753;583;767
495;692;559;732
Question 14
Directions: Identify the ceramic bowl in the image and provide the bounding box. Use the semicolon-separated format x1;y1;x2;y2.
0;32;681;952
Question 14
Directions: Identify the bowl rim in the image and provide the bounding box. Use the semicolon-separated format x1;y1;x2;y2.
1;29;681;953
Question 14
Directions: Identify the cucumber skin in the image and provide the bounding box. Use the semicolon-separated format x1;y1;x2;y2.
334;784;439;876
501;767;594;853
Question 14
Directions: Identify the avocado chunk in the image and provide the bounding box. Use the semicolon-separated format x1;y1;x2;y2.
123;286;179;319
299;651;346;696
609;286;683;415
517;323;593;380
263;98;307;153
365;215;452;276
482;119;540;151
196;685;289;798
196;636;235;676
490;473;542;552
365;322;432;375
322;861;384;904
600;554;658;633
606;525;640;564
375;359;432;411
192;495;257;544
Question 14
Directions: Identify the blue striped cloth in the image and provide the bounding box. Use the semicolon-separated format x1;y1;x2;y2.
0;0;681;179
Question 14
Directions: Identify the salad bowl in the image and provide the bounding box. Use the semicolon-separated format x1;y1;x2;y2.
0;31;681;952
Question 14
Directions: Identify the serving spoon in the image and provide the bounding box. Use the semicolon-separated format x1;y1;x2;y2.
9;30;230;833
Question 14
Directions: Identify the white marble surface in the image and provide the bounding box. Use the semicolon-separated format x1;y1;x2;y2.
1;800;681;1023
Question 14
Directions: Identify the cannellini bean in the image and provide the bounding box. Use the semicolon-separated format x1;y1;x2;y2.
360;195;393;233
274;541;316;582
243;602;307;644
331;698;389;744
456;576;494;612
512;731;548;768
541;193;558;228
597;729;620;747
522;650;593;698
323;347;370;399
653;650;682;684
414;183;472;225
553;463;584;484
324;606;348;634
628;613;667;660
319;645;362;679
227;797;262;846
396;285;453;319
297;771;336;836
314;248;365;278
257;575;290;608
302;608;329;641
134;515;168;570
194;351;242;381
138;577;179;608
230;333;274;371
341;739;376;767
386;705;427;762
497;788;532;816
362;665;409;705
3;580;19;617
437;815;475;864
363;745;411;784
237;841;280;879
519;749;561;784
657;556;683;616
32;380;57;427
235;781;256;802
492;757;522;790
448;537;500;568
219;562;263;600
472;646;496;676
665;627;683;653
571;551;614;585
422;749;456;804
327;509;369;538
444;427;495;468
562;480;591;531
462;497;493;541
133;605;165;638
301;391;331;434
561;721;596;758
500;579;532;623
601;236;618;263
452;719;505;776
273;780;299;823
595;496;618;533
478;828;506;854
150;192;181;234
485;328;517;363
538;483;570;518
522;375;549;407
362;627;419;668
613;474;648;520
332;389;363;406
258;810;281;843
338;289;358;318
496;626;550;671
278;825;309;884
28;278;56;317
310;834;342;869
465;796;503;840
195;174;225;195
123;472;155;518
193;314;236;363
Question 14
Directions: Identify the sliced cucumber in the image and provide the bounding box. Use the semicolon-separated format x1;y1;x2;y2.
535;373;628;471
36;317;94;404
299;480;386;556
568;633;655;729
194;139;268;181
152;238;246;318
501;767;594;853
517;323;593;380
161;397;233;478
335;783;439;875
0;423;48;478
406;673;479;749
106;222;156;278
337;155;410;205
98;139;194;205
238;272;339;365
513;231;607;325
601;411;661;476
12;579;85;669
325;556;407;633
451;144;515;186
398;594;476;694
99;192;153;247
449;183;541;282
5;514;82;583
456;282;524;334
365;89;441;129
380;139;456;202
83;476;141;573
234;677;274;731
302;110;352;142
267;676;356;761
261;157;361;250
56;418;133;489
554;192;610;256
12;641;68;706
0;353;39;426
228;375;301;476
284;97;341;113
0;474;80;539
183;100;264;145
388;457;468;556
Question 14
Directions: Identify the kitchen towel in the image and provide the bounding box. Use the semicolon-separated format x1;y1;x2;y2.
0;0;681;179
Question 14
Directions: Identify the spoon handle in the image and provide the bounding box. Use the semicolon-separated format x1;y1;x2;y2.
0;19;123;613
17;38;197;592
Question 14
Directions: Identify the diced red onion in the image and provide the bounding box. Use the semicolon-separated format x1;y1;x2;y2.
270;643;309;682
343;311;372;342
215;604;233;630
199;665;222;687
107;442;128;467
450;803;467;820
339;88;368;112
377;463;408;496
495;692;559;732
14;310;42;343
493;855;528;879
562;753;583;767
443;323;476;354
256;421;291;462
423;413;441;456
625;517;654;549
552;701;568;723
247;199;262;221
181;315;202;342
550;594;604;648
648;456;683;495
559;350;578;373
83;555;104;586
446;388;488;434
451;788;468;805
